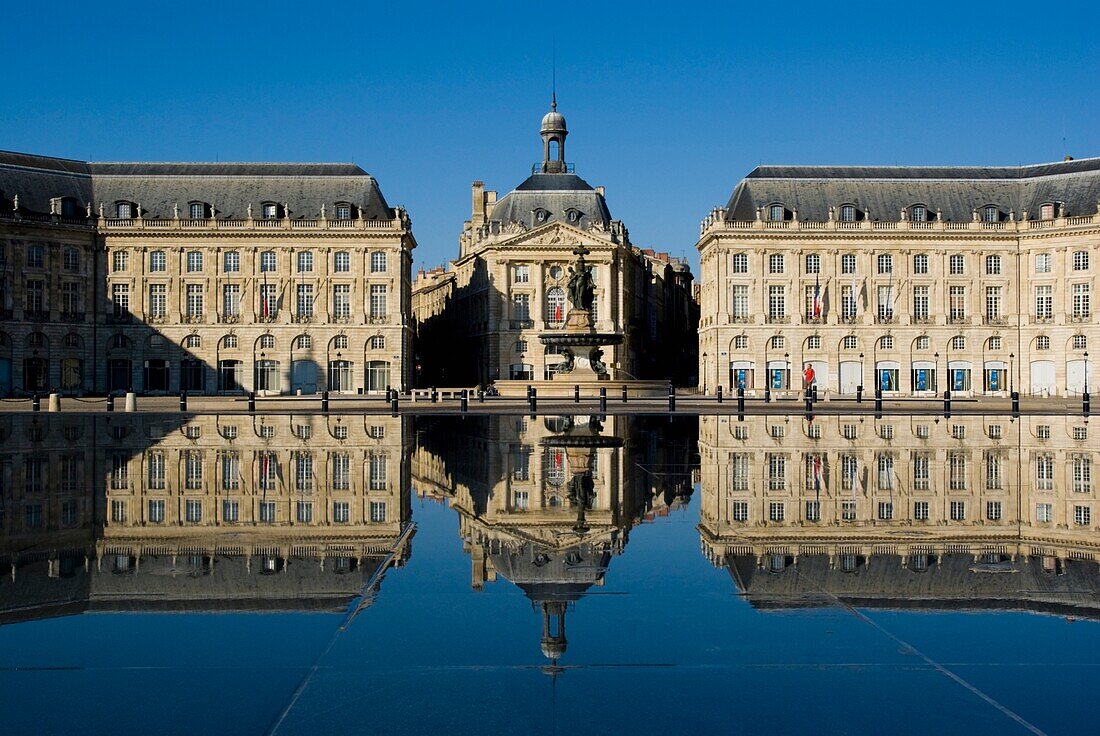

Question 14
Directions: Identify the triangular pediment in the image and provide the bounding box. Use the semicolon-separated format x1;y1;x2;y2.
493;220;614;250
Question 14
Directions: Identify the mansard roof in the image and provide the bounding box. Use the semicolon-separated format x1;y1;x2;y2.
725;156;1100;222
0;150;394;220
490;172;612;230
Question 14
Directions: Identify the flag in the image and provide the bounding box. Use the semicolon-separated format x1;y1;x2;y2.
813;274;822;319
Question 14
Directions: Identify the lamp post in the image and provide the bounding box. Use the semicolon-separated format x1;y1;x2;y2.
702;352;708;394
934;352;940;393
784;352;790;394
1085;352;1090;394
1009;352;1014;393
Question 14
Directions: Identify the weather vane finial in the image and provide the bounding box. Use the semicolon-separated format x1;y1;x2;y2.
552;35;557;110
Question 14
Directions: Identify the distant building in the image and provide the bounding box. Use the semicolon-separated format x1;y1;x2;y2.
0;151;415;396
411;103;697;387
697;159;1099;397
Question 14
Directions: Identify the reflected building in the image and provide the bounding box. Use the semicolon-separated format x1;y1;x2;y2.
0;413;413;622
413;414;695;663
699;414;1100;616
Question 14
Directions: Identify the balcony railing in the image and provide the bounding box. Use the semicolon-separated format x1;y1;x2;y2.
1070;313;1092;323
24;309;50;322
509;319;534;329
730;314;754;323
875;312;897;325
108;312;132;324
257;313;278;323
912;315;933;325
984;315;1010;326
948;315;971;325
60;311;85;323
765;314;790;324
291;313;314;324
218;314;241;324
182;313;205;324
331;314;352;324
368;314;389;325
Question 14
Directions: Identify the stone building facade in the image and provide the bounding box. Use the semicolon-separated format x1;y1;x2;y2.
0;151;415;396
697;160;1099;397
698;413;1100;615
411;104;696;388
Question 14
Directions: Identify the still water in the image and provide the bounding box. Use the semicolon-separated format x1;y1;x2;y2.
0;412;1097;735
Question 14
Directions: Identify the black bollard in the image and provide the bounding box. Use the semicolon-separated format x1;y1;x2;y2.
805;393;812;413
856;385;863;403
716;385;723;404
106;394;114;412
874;387;883;413
621;385;628;403
1011;390;1020;417
526;385;533;401
529;387;537;413
943;389;952;418
31;393;40;412
321;390;329;413
179;391;187;412
737;386;745;413
248;391;256;412
431;387;438;403
1084;392;1091;416
478;388;485;403
390;392;399;416
574;385;580;403
599;387;607;412
813;385;819;402
668;384;676;412
461;389;469;412
764;386;771;403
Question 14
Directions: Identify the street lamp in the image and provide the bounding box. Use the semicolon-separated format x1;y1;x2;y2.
934;352;940;393
1086;352;1090;395
1009;352;1014;395
784;352;789;392
702;352;708;394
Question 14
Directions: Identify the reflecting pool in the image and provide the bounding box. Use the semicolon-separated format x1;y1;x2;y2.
0;412;1097;735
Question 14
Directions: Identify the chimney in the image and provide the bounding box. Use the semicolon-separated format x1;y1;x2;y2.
471;181;485;226
1064;155;1074;161
595;185;605;196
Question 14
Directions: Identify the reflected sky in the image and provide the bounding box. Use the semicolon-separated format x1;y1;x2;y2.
0;412;1096;736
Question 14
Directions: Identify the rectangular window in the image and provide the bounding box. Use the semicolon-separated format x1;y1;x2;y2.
297;251;314;273
949;453;968;490
369;453;388;490
111;500;127;523
1072;283;1091;319
1036;455;1054;490
841;285;857;320
111;283;130;316
513;264;530;283
148;284;166;318
913;254;929;274
259;501;276;523
768;502;785;522
877;501;893;520
985;286;1002;321
370;252;387;273
805;254;821;274
332;284;351;318
223;251;240;273
186;284;203;317
332;453;351;490
950;501;966;521
985;255;1002;275
949;286;967;321
185;499;202;523
297;283;314;318
876;285;893;321
511;293;530;323
949;254;965;275
186;251;203;272
334;252;350;272
1035;253;1052;273
148;499;165;524
222;500;239;523
260;251;277;272
112;250;128;272
731;453;750;491
1073;455;1093;493
1073;251;1090;271
260;283;278;319
1036;503;1053;523
768;285;786;320
369;284;388;319
841;454;858;489
805;501;821;522
1035;285;1053;320
841;501;857;521
731;285;749;319
877;254;893;274
913;285;929;321
877;454;894;490
149;251;167;272
732;501;749;522
64;248;80;271
767;454;787;490
333;501;350;523
768;254;784;274
1074;505;1091;526
296;501;313;523
913;454;930;490
370;501;387;522
222;284;240;317
296;453;314;491
914;501;929;520
732;253;749;274
185;451;203;489
986;501;1003;521
841;253;856;274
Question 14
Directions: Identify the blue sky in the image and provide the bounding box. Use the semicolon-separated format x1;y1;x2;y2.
3;1;1098;273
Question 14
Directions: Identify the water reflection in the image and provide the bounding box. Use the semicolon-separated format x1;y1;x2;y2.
413;415;697;666
0;413;413;623
699;414;1100;617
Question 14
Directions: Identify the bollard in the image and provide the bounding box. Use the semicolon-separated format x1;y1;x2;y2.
1084;392;1091;416
431;387;438;403
813;385;819;402
526;385;533;400
574;385;580;403
621;385;628;403
668;384;676;412
48;392;60;412
943;389;952;418
764;386;771;403
106;394;115;412
390;393;399;416
874;387;882;414
599;387;607;412
737;386;745;413
478;388;485;403
716;386;723;404
31;393;40;412
856;385;863;404
1011;390;1020;416
529;387;537;413
461;389;469;412
805;394;813;413
124;392;137;412
179;391;187;412
248;391;256;412
321;390;329;413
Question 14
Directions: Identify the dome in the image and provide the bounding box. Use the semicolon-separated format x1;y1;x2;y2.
541;109;567;134
541;639;567;660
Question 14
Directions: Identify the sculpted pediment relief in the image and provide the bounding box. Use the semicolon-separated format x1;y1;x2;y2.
499;221;606;249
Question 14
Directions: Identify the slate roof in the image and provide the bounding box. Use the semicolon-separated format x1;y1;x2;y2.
490;172;612;229
726;157;1100;222
0;150;394;220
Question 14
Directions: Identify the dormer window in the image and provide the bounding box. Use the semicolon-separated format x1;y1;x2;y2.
982;205;1001;223
335;203;353;220
60;197;80;217
840;204;858;222
115;201;134;219
767;203;786;221
261;202;279;220
533;208;550;224
1039;202;1055;220
565;208;582;224
909;205;928;223
189;202;208;220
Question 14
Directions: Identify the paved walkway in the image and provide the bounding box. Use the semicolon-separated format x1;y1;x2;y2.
0;393;1090;416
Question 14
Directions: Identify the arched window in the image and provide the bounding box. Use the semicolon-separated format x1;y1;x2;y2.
370;252;387;273
296;334;312;350
767;203;786;221
258;334;276;350
369;335;385;350
839;204;858;222
334;202;353;220
546;287;566;326
261;202;279;220
188;202;208;220
114;201;134;219
982;205;1001;223
332;335;349;350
